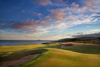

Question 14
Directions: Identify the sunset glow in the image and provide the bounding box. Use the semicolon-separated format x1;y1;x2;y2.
0;0;100;40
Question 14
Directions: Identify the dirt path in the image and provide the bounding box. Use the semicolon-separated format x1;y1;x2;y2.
0;54;39;67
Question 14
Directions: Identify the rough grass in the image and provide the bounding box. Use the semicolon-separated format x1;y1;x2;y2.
0;49;47;62
0;42;61;62
0;44;47;53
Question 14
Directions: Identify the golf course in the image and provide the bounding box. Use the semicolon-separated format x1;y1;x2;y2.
0;42;100;67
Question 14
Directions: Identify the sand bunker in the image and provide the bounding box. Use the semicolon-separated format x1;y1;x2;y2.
60;44;74;48
0;54;39;67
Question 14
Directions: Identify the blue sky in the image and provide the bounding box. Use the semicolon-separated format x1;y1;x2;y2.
0;0;100;40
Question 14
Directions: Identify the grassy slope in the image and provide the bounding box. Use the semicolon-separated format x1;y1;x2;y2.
0;42;100;67
0;42;61;62
19;48;100;67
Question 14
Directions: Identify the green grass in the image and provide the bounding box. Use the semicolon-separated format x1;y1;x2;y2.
0;49;48;62
19;48;100;67
61;45;100;54
0;44;47;53
0;42;100;67
0;42;61;62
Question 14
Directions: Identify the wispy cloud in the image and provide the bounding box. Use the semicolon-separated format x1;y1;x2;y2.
90;29;100;31
0;30;4;33
81;0;95;12
71;2;79;10
49;9;66;21
31;0;52;6
73;32;100;38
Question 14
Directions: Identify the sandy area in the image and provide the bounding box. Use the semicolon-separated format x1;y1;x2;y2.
0;54;39;67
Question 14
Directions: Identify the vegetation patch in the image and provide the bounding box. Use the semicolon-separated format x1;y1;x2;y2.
0;49;47;62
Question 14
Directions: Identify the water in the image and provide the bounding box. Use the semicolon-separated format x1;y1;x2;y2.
0;40;53;46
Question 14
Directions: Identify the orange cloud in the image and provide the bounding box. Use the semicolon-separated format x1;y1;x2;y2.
37;13;42;16
69;8;72;11
50;9;66;21
92;6;96;9
47;18;52;21
41;21;48;25
88;0;94;2
86;2;92;7
53;12;66;21
35;20;39;23
82;6;88;12
71;2;79;8
81;0;95;12
45;16;50;18
71;2;79;10
11;18;36;30
38;0;52;6
73;15;77;18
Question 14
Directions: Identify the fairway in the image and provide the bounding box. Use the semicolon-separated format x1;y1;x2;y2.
0;43;100;67
18;48;100;67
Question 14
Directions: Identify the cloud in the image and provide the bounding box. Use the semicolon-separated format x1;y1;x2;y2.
87;0;95;6
37;13;42;16
88;0;95;2
81;0;95;12
11;18;36;30
41;21;48;25
53;12;66;21
0;18;37;30
86;2;92;7
82;6;88;12
37;13;43;19
87;26;90;27
35;20;39;23
71;2;79;10
34;26;49;34
50;9;66;21
54;0;68;5
92;6;96;9
90;29;100;31
71;2;79;9
31;0;52;6
46;18;52;22
0;30;4;33
45;16;50;18
92;18;98;22
73;32;100;38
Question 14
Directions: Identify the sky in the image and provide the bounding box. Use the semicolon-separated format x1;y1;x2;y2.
0;0;100;40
